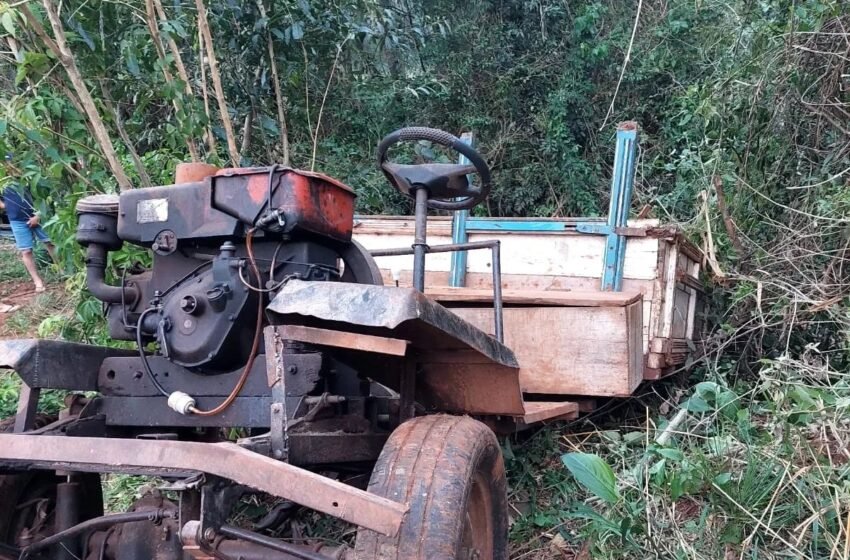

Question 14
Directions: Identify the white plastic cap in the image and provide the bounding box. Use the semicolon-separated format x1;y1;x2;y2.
167;391;196;415
391;265;402;284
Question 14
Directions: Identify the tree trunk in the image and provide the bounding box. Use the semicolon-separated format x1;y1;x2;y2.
145;0;200;162
197;25;217;155
256;0;290;165
152;0;192;95
195;0;240;167
23;1;134;190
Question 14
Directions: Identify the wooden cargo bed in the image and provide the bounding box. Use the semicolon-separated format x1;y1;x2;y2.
354;216;703;404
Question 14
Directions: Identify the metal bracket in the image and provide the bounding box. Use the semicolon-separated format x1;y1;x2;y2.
576;122;640;291
449;132;474;287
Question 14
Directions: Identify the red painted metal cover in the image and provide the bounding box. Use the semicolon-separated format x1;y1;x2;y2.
213;167;356;242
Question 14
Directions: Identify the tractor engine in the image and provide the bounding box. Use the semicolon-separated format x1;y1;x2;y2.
75;166;360;375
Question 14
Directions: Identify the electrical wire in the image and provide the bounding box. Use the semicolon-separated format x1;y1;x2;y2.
136;307;169;398
188;228;263;417
266;164;279;213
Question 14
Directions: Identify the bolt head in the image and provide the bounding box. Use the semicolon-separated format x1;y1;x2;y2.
287;365;298;374
202;527;215;541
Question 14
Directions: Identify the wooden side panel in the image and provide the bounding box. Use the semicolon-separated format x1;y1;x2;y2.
446;304;643;397
354;216;704;388
357;228;659;281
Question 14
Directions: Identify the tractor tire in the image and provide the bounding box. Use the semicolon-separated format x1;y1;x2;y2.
354;414;508;560
0;416;103;558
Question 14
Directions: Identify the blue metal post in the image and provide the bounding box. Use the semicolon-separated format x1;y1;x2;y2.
576;122;639;291
449;132;474;287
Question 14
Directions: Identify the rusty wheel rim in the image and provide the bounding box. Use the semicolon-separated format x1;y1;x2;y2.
460;471;494;560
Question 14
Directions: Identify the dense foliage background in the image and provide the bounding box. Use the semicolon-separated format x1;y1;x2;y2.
1;0;849;557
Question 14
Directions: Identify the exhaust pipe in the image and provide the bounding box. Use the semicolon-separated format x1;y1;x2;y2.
76;194;136;305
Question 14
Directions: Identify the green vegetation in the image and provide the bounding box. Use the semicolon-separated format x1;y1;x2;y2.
0;0;847;557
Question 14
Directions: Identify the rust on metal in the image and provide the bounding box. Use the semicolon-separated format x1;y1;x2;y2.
174;163;220;185
212;168;356;242
273;325;409;356
267;281;517;367
267;280;526;415
0;435;407;537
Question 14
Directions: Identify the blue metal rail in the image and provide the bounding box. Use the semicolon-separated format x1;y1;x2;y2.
443;123;639;290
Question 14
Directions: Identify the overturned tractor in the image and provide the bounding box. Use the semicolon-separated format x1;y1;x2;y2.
0;127;525;560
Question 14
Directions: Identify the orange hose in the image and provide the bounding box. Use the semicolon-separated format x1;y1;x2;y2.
189;228;264;417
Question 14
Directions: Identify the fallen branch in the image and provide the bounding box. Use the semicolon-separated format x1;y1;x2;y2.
713;175;745;255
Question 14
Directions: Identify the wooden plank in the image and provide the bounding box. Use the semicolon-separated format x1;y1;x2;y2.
686;286;698;339
14;384;39;433
354;215;455;236
522;401;579;424
659;241;679;339
354;216;661;237
466;232;659;280
647;242;667;352
429;287;641;307
357;227;660;280
277;325;409;356
450;304;643;397
626;301;645;387
379;271;655;295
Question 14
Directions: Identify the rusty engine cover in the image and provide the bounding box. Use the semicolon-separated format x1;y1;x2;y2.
213;167;356;243
118;167;355;245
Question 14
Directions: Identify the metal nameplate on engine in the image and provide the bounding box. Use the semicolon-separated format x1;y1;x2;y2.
137;198;168;223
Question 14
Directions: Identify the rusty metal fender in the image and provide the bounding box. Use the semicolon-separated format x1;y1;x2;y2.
266;281;526;416
267;281;518;368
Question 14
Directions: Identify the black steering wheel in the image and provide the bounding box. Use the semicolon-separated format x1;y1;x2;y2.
376;127;491;211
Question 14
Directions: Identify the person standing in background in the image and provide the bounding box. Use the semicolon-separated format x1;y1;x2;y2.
0;154;57;293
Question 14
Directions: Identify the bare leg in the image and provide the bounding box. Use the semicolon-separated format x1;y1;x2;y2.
20;250;44;290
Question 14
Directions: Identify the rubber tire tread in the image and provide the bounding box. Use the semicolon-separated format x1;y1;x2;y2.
353;414;508;560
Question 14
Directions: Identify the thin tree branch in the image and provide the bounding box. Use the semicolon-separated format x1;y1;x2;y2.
256;0;289;165
24;1;134;191
101;84;154;189
145;0;200;161
599;0;643;131
311;39;347;171
195;0;240;166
